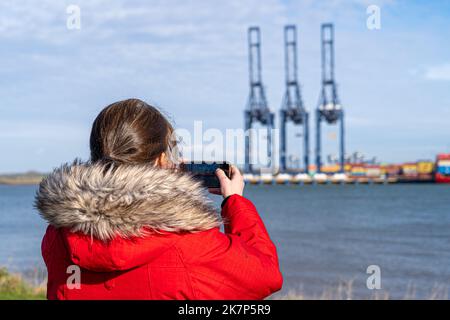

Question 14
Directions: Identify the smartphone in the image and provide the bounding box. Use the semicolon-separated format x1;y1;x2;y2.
179;161;231;189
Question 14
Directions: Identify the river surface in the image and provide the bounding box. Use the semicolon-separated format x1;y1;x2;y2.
1;184;449;299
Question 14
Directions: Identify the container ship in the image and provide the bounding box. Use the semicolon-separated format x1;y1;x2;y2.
435;154;450;183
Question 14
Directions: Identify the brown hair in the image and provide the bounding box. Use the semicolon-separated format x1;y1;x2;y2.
89;98;177;165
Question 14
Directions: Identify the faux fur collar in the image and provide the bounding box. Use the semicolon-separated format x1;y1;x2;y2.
34;160;222;241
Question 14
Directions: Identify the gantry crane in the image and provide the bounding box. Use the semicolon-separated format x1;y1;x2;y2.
244;27;275;173
279;25;309;173
315;23;345;173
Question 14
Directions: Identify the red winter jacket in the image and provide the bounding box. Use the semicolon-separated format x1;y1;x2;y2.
35;161;282;300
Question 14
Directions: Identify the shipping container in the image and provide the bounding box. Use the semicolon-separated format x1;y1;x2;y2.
437;159;450;167
435;154;450;183
437;154;450;161
308;164;317;174
401;163;418;177
437;166;450;175
435;173;450;183
383;164;401;176
321;165;341;173
366;165;382;178
417;161;434;174
350;166;366;177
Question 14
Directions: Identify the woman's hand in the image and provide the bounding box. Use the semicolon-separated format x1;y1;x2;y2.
215;165;244;198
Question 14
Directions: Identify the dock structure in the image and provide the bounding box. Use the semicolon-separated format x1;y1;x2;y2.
243;174;400;185
242;160;439;185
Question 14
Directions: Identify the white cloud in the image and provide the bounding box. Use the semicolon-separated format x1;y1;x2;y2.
0;0;287;41
0;0;288;82
424;63;450;81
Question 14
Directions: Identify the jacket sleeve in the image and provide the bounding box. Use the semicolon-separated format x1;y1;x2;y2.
222;194;283;296
222;194;280;261
184;194;283;299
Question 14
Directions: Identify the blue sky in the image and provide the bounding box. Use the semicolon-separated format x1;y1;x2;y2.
0;0;450;173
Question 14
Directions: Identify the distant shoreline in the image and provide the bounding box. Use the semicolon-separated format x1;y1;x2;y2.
0;173;46;185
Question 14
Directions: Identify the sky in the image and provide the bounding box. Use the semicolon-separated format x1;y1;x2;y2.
0;0;450;173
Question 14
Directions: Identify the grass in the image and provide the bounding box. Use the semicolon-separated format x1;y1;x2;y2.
0;268;46;300
271;279;449;300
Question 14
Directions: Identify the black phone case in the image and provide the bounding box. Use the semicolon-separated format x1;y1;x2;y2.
180;162;231;189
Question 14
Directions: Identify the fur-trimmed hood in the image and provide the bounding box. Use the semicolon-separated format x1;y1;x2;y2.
34;160;222;241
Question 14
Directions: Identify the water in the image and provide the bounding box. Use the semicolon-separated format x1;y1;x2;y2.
245;184;450;299
1;184;449;299
0;185;45;267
